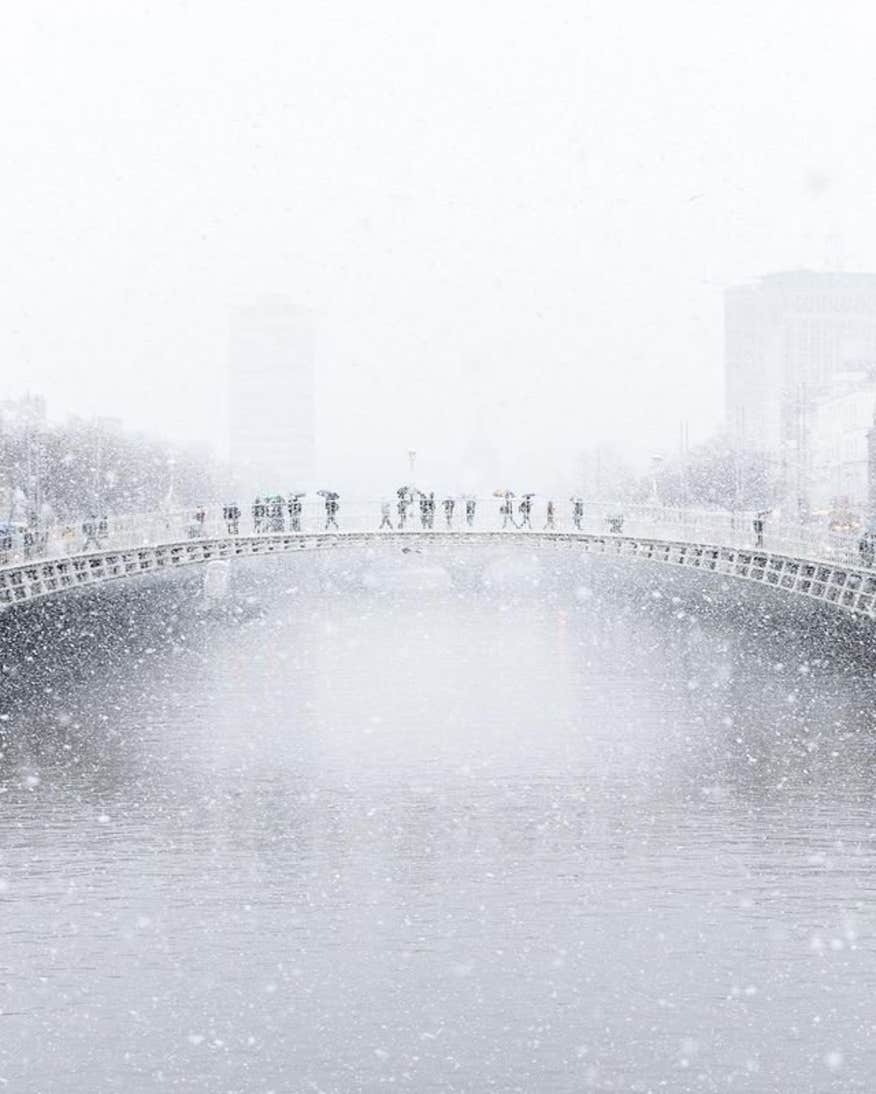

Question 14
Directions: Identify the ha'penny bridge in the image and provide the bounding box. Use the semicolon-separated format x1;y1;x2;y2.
1;499;875;620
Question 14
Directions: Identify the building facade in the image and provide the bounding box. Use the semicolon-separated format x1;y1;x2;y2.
868;414;876;520
808;373;876;514
228;298;315;495
725;271;876;511
0;394;48;521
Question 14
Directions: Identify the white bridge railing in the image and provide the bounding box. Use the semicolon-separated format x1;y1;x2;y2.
0;499;869;573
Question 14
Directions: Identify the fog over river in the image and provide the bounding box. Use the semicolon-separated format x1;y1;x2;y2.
1;549;875;1092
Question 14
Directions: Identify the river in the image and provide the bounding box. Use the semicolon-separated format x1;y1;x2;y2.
1;550;875;1092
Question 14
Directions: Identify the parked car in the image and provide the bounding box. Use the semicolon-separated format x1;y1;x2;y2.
827;508;862;534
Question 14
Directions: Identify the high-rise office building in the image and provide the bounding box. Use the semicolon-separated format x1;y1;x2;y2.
725;271;876;507
228;298;315;493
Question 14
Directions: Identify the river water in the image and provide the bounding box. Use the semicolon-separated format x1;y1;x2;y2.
1;550;875;1092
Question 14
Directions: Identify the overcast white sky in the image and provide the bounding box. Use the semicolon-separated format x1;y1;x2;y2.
2;0;875;480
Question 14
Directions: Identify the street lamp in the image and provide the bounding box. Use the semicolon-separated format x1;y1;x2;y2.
649;455;663;505
163;457;176;511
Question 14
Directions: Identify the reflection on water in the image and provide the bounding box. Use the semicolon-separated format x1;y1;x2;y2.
2;554;876;1092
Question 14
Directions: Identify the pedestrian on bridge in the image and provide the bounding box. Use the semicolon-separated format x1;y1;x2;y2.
417;491;431;529
223;503;240;535
498;491;516;529
443;497;455;529
397;487;412;529
518;494;534;529
379;501;393;530
607;504;624;534
252;497;265;533
465;497;476;528
189;507;206;539
571;497;584;530
544;500;555;530
268;495;285;533
859;524;876;567
319;490;340;530
753;511;767;549
82;515;100;551
287;493;305;533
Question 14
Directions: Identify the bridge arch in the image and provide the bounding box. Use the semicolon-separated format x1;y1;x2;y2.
1;531;874;621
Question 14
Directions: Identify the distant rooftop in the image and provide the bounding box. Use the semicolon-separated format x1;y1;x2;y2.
734;269;876;291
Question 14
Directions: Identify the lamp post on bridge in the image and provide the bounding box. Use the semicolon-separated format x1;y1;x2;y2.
649;455;663;506
164;457;176;510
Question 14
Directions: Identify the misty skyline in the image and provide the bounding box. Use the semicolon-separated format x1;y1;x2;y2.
3;0;875;478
